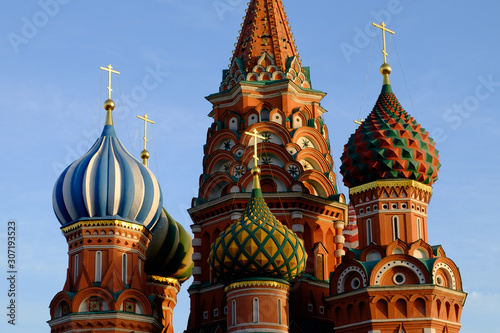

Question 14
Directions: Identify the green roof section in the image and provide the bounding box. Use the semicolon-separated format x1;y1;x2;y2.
208;186;307;283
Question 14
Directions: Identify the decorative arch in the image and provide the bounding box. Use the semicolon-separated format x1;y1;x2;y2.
321;125;329;140
296;148;332;173
413;297;426;317
199;172;236;200
409;239;434;259
394;298;408;318
116;289;153;315
360;243;384;262
376;298;389;319
292;127;329;153
70;287;115;313
285;142;301;156
386;239;410;256
49;292;73;318
228;115;239;131
432;259;460;290
245;111;259;126
292;111;306;129
241;122;292;148
332;261;368;294
240;164;294;192
298;170;337;198
205;129;238;155
204;150;237;175
371;255;430;286
270;108;284;125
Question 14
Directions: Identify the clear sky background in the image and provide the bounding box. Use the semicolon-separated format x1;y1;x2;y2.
0;1;499;332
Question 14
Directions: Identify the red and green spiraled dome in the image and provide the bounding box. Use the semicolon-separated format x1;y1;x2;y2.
340;85;441;188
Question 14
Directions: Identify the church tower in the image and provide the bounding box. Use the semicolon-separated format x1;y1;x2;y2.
48;66;193;333
208;143;307;333
187;1;347;331
328;23;467;332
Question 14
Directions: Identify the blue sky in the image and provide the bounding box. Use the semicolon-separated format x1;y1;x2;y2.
0;1;499;332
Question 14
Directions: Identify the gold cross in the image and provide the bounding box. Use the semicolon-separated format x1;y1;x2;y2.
245;129;266;168
353;118;364;125
100;64;120;100
372;22;395;64
137;114;155;151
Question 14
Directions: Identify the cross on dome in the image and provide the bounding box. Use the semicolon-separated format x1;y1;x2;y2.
372;22;395;64
137;114;155;166
245;128;266;168
100;64;120;100
100;64;120;125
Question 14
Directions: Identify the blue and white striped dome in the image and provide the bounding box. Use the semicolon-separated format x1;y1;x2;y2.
53;124;163;228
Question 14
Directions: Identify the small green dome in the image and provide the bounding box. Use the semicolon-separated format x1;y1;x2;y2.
145;208;193;283
208;188;307;283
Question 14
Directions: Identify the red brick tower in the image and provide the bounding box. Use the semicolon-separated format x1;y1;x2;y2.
329;24;467;333
186;1;347;331
48;68;192;333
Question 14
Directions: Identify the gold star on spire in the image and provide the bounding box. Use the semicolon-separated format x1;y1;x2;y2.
137;114;155;167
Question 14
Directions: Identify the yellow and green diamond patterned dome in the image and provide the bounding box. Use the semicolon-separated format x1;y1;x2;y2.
208;187;307;283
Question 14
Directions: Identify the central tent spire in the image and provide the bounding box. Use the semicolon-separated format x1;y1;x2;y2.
232;0;300;73
220;0;311;91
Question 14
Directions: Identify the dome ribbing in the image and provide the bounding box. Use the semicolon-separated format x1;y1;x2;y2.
53;124;163;228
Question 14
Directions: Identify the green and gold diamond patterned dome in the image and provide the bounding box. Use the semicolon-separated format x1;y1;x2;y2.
340;65;441;188
208;168;307;283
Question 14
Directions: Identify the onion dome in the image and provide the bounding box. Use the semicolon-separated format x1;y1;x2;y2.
53;124;163;228
145;208;194;283
208;167;307;283
340;64;440;188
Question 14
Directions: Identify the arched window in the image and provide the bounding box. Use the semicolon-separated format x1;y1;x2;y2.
229;117;238;130
277;299;282;324
95;251;102;282
260;108;270;122
74;254;79;283
417;218;422;240
392;216;400;241
253;298;259;323
248;113;258;126
366;219;373;245
122;253;128;284
232;300;236;326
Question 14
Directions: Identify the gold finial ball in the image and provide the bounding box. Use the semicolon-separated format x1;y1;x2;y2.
252;166;261;175
141;149;150;160
380;63;392;75
104;99;115;111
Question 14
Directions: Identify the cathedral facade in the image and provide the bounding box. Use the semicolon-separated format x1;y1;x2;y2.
48;1;466;332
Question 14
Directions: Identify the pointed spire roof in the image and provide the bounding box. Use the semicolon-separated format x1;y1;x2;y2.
219;0;311;92
232;0;300;73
